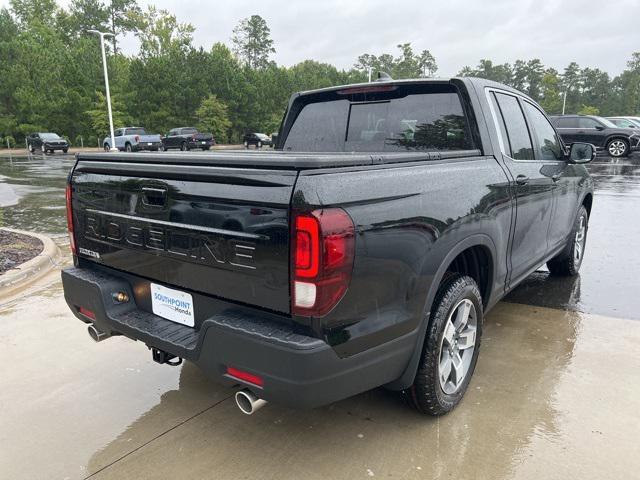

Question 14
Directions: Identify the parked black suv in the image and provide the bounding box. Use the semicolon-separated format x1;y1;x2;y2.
27;132;69;154
242;132;272;148
550;115;640;157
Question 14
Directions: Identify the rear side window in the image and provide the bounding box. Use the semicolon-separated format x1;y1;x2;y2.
554;117;579;128
494;93;534;160
283;85;473;152
522;102;563;161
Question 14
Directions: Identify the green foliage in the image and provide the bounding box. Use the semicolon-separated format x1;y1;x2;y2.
354;43;438;79
85;91;131;139
232;15;275;69
3;135;16;148
577;105;599;115
196;95;232;142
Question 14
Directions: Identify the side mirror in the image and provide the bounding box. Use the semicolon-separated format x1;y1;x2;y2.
594;125;605;131
568;142;596;164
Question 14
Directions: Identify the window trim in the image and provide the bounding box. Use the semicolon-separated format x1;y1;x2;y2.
520;99;565;163
485;87;564;163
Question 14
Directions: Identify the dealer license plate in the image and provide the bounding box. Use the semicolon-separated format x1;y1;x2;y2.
150;283;195;327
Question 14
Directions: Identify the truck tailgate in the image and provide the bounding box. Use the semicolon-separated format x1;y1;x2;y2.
70;157;296;313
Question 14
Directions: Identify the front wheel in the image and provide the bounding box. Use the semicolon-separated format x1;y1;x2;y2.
257;141;262;149
408;274;483;415
103;143;110;151
607;138;629;157
63;148;68;153
41;144;46;154
547;205;589;276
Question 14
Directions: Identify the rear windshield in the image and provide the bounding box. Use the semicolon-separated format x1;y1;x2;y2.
282;84;473;152
126;128;147;135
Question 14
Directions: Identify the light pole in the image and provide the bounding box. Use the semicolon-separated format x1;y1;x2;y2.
87;30;118;151
562;78;576;115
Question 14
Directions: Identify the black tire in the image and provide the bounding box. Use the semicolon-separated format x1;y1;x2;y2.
408;274;483;415
547;205;589;276
103;143;110;151
607;138;629;157
180;142;188;151
63;148;68;153
41;144;46;154
244;141;249;149
125;143;132;152
257;141;262;149
29;144;35;153
202;146;210;151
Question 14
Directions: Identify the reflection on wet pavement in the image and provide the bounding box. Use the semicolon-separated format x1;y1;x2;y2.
1;284;638;480
0;153;73;235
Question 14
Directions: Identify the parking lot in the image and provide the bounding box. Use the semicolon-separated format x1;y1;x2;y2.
1;152;640;479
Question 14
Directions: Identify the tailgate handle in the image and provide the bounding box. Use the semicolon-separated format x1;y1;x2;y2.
141;187;167;207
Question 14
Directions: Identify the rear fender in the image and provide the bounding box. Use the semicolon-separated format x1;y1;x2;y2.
385;233;497;390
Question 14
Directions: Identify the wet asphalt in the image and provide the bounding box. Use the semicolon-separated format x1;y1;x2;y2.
1;151;639;479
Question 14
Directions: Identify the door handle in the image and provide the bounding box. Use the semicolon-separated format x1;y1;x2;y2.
515;175;529;185
551;173;561;182
141;187;167;207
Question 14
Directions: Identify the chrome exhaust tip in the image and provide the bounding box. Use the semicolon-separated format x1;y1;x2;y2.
87;324;110;342
235;389;267;415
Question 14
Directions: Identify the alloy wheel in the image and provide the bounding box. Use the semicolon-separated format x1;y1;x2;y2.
574;213;587;265
438;299;477;395
608;140;627;157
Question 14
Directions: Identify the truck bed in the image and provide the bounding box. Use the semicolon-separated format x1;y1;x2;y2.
76;149;483;170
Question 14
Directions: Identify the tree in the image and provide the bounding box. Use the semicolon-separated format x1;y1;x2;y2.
107;0;140;53
85;91;131;139
196;95;231;143
132;5;194;57
354;43;437;79
231;15;275;69
68;0;109;33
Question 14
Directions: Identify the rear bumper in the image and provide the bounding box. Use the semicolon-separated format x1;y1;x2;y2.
61;265;414;408
187;140;214;148
132;142;161;151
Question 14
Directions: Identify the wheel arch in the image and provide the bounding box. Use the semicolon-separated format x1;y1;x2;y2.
581;192;593;217
386;234;498;390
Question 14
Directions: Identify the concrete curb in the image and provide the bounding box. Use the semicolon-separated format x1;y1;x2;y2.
0;228;62;298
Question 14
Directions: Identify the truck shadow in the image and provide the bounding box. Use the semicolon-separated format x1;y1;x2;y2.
86;303;579;479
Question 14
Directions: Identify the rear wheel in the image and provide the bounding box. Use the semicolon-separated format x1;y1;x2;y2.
180;142;188;151
607;138;629;157
257;141;262;149
63;148;68;153
244;141;249;149
103;143;110;151
125;143;132;152
547;205;588;276
41;144;46;154
408;274;483;415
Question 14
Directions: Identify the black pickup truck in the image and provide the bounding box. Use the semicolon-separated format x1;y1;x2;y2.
61;78;595;416
161;127;215;151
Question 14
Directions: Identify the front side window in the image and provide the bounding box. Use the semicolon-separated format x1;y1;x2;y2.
578;118;600;129
522;102;563;161
494;92;534;160
283;85;473;152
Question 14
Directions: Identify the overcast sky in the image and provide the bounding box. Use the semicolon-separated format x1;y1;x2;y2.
4;0;639;76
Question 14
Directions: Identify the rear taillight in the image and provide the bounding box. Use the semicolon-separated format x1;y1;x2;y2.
134;135;140;142
292;209;355;317
65;183;76;255
192;134;197;141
